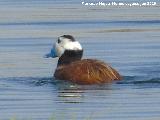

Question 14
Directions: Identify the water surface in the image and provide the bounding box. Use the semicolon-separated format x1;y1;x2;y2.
0;0;160;120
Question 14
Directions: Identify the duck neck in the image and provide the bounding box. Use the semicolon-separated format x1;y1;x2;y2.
57;50;83;66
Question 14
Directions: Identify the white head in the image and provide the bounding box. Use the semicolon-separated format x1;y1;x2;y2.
45;35;83;58
55;35;82;57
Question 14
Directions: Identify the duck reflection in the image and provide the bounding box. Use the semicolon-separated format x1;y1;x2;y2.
57;86;84;103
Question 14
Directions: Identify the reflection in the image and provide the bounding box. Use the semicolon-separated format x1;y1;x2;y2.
56;83;113;103
57;85;85;103
58;92;84;103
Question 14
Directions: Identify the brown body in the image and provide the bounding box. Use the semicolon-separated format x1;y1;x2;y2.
54;59;121;85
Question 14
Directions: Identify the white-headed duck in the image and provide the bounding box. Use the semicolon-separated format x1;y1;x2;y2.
45;35;122;85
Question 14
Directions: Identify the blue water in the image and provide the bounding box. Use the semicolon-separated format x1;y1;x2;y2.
0;0;160;120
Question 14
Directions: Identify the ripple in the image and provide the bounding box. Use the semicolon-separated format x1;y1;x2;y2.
1;76;160;90
0;20;160;26
117;76;160;86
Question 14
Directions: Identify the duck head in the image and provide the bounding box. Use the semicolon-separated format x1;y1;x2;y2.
45;35;83;65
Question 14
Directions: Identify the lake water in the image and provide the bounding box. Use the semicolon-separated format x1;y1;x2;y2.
0;0;160;120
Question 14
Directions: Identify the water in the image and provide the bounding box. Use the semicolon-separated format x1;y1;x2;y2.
0;0;160;120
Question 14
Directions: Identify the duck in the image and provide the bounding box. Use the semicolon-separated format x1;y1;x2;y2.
45;35;122;85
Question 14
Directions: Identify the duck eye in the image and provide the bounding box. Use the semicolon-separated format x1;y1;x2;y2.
58;39;61;43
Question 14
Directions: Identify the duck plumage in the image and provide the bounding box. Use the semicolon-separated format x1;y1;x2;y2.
54;59;121;84
45;35;122;85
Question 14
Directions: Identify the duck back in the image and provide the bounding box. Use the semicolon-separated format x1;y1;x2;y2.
54;59;121;84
